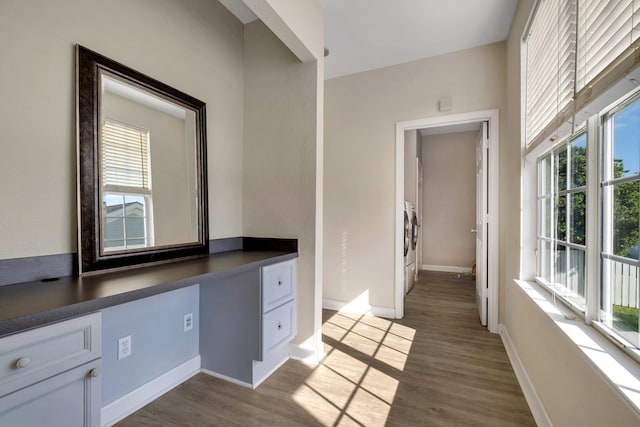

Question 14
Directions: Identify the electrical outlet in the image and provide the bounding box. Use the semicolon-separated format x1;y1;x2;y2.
118;335;131;359
184;313;193;331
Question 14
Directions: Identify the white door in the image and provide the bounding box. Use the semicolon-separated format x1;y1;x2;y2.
475;122;489;326
415;157;422;281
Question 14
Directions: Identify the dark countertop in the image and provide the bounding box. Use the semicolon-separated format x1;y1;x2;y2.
0;250;297;338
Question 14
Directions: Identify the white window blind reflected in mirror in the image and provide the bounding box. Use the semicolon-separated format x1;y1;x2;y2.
102;120;150;189
101;120;153;252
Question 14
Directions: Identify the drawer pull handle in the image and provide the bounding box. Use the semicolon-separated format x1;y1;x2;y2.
278;280;282;286
15;357;31;369
90;368;101;378
277;322;282;330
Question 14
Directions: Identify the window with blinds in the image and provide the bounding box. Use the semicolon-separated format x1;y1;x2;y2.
525;0;640;148
526;0;576;146
101;119;153;252
101;119;150;191
576;0;640;92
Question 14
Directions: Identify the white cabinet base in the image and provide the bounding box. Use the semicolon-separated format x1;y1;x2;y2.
252;343;290;388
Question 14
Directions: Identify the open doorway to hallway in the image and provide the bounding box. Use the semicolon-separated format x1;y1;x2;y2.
395;110;499;333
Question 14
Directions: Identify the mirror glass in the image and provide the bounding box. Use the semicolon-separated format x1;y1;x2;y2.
100;73;200;253
77;46;208;273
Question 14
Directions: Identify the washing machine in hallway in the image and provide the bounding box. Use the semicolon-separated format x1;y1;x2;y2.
404;201;417;294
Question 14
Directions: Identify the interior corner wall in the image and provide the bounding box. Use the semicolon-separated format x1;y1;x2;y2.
243;20;318;349
0;0;244;260
323;42;506;310
421;131;477;269
504;0;640;424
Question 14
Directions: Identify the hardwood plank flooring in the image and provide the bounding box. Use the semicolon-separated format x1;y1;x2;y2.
116;271;535;426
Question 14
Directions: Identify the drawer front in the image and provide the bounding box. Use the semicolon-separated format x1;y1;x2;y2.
262;260;296;313
261;301;295;358
0;359;101;427
0;313;101;398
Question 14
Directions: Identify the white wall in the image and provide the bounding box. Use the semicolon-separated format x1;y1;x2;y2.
0;0;244;260
323;43;506;310
421;131;477;269
503;1;640;424
243;20;321;358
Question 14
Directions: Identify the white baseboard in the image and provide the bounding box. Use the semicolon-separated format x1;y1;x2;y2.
322;298;396;319
200;368;253;389
289;342;325;364
422;264;473;274
101;355;201;427
499;324;553;427
252;357;289;389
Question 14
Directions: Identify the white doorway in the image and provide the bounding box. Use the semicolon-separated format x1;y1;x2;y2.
395;110;499;333
475;121;489;326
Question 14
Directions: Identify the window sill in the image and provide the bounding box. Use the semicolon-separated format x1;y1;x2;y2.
514;279;640;415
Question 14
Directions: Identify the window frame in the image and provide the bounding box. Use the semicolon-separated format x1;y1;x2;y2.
535;130;588;313
530;88;640;364
99;119;155;255
595;90;640;357
102;191;154;252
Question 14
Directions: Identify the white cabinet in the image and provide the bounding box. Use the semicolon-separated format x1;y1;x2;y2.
253;259;296;385
261;300;295;358
0;313;102;426
262;260;295;313
200;259;296;388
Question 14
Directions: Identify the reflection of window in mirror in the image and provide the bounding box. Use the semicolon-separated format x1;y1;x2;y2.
101;119;154;252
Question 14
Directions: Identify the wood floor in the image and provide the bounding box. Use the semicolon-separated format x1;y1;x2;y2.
116;271;535;426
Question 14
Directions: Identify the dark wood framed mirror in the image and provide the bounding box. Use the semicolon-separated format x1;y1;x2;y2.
76;45;209;274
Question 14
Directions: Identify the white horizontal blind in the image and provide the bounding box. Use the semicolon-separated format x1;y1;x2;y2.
576;0;640;92
102;120;150;189
526;0;576;146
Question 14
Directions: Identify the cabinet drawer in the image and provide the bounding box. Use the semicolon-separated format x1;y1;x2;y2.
0;313;101;398
0;359;101;427
262;260;295;313
261;301;295;359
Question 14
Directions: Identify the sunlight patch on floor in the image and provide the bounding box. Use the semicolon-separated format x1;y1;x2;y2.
293;311;415;426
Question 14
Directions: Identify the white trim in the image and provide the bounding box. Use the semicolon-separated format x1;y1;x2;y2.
200;368;253;389
289;342;324;365
395;122;405;319
514;279;640;421
252;357;290;388
421;264;473;274
201;357;291;390
396;109;500;333
322;298;396;319
499;324;553;427
100;356;200;427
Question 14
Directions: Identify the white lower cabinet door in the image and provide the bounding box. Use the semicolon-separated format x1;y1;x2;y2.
0;359;101;427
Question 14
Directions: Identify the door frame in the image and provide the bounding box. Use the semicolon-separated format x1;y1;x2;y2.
395;109;500;333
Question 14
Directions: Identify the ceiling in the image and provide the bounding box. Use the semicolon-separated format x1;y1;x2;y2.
219;0;518;80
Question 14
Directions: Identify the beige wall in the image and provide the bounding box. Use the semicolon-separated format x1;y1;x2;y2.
243;21;320;356
503;0;640;424
243;0;324;62
323;42;506;309
0;0;244;260
421;131;477;269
